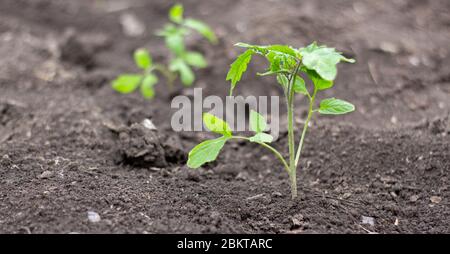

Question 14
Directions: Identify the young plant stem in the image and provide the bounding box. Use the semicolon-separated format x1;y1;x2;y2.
287;100;297;199
294;87;317;167
286;62;302;199
153;64;176;91
232;136;290;174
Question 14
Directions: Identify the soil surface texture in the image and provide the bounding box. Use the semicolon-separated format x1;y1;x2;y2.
0;0;449;233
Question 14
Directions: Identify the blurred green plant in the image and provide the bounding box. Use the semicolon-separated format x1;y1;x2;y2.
112;3;217;99
187;42;355;199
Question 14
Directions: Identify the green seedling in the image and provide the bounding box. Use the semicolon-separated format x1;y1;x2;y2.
156;3;217;87
112;48;174;99
112;3;217;99
187;42;355;199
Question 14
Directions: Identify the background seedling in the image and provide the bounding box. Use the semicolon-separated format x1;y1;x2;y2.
187;42;355;199
112;48;174;99
112;3;217;98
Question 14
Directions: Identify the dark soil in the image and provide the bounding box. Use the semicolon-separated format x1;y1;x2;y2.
0;0;449;233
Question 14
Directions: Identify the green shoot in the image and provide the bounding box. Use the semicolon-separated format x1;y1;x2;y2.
187;42;355;199
112;3;217;99
112;48;167;99
156;3;217;87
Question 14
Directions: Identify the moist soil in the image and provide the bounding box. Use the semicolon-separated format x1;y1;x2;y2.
0;0;449;233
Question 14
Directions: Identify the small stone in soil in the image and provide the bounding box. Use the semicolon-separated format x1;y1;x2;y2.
235;171;249;181
272;191;283;198
141;119;157;130
87;211;101;223
361;216;375;226
38;170;53;179
291;214;304;229
410;195;419;202
342;193;352;199
430;196;442;204
246;194;265;201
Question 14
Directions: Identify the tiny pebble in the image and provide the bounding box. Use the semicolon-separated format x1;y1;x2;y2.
272;191;283;198
87;211;101;223
142;119;157;130
361;215;375;226
430;196;442;204
38;170;53;179
410;195;419;202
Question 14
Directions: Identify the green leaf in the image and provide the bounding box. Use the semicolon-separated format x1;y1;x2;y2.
140;74;158;99
235;43;298;76
165;34;185;56
156;23;187;37
187;136;229;169
183;51;207;68
184;18;218;44
249;110;267;133
203;113;232;137
276;74;308;95
319;98;355;115
234;42;267;52
276;74;289;88
293;76;308;95
169;4;184;24
170;58;195;86
235;43;298;58
300;42;355;81
226;49;253;94
249;133;273;143
266;45;299;58
266;50;297;72
133;48;152;70
112;74;142;94
305;69;333;90
266;51;282;72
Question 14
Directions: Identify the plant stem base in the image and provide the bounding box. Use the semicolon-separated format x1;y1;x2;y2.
290;172;297;199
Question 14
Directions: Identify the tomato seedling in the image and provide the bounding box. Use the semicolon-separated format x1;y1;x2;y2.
187;42;355;199
112;4;217;99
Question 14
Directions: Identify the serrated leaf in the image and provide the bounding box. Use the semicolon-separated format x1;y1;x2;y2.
249;133;273;143
187;136;229;169
249;110;267;133
112;74;142;94
319;98;355;115
226;49;253;94
184;18;217;44
134;48;152;70
140;74;158;99
170;58;195;86
293;76;308;95
183;51;207;68
300;42;355;81
203;113;232;136
169;4;183;24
